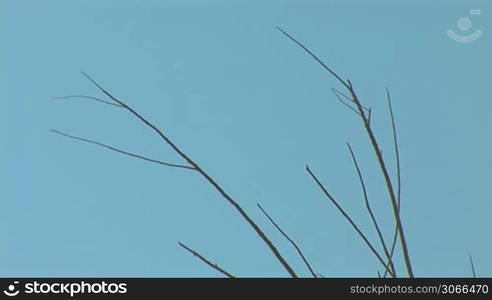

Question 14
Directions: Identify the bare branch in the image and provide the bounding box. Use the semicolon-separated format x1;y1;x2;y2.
347;84;414;277
347;143;396;277
468;254;477;278
279;27;414;276
178;242;235;278
257;203;317;278
276;26;350;90
57;72;298;277
51;95;123;108
305;165;394;275
279;26;414;276
51;129;196;170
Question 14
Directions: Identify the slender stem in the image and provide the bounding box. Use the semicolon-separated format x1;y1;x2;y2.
51;129;196;170
386;88;401;210
51;95;123;107
257;203;317;278
178;242;235;278
384;87;402;277
347;143;396;277
276;27;350;90
306;165;394;275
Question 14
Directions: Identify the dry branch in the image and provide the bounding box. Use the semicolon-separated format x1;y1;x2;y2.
53;72;297;277
306;165;394;276
257;203;317;277
51;129;196;170
178;242;235;278
347;143;396;277
52;95;123;107
278;27;414;277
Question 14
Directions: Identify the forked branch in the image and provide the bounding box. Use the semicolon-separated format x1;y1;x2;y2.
278;27;414;277
257;203;317;277
348;80;414;278
347;143;396;277
53;72;297;277
306;165;394;277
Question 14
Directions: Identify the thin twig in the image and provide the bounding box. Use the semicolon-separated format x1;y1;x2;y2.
59;72;298;277
384;87;402;278
50;129;195;170
347;143;396;277
331;88;361;116
386;88;401;210
257;203;317;278
51;129;196;170
178;242;235;278
276;26;350;90
51;95;123;107
306;165;394;275
332;88;370;113
332;88;354;103
468;254;477;278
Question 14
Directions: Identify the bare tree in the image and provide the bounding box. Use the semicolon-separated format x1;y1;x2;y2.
52;27;418;277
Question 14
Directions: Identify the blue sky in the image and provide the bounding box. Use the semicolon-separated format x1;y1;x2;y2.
1;0;491;277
